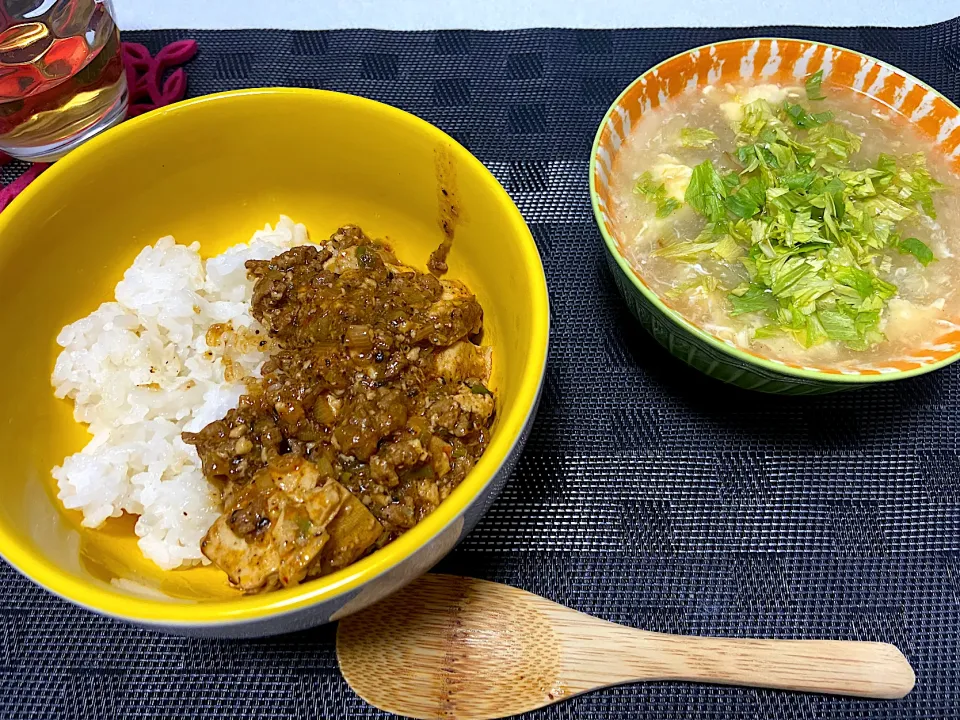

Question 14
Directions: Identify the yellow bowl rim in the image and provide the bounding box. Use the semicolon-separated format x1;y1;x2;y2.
0;87;550;627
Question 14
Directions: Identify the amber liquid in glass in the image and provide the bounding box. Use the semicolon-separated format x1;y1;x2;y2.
0;0;126;161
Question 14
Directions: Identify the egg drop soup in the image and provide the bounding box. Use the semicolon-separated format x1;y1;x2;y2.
609;76;960;371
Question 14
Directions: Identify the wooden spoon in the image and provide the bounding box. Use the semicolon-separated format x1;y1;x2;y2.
337;574;914;719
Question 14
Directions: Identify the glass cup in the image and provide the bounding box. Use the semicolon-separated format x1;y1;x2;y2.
0;0;126;162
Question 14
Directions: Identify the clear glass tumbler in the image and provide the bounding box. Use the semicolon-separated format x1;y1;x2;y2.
0;0;126;162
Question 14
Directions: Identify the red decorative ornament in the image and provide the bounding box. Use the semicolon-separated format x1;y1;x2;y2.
123;39;198;117
0;39;198;211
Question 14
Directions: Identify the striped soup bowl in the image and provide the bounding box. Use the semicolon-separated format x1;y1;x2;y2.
590;38;960;394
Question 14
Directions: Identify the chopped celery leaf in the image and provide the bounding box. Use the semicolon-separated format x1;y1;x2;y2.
898;237;935;266
656;197;682;218
665;275;720;299
636;171;684;218
684;160;728;223
712;235;743;262
635;172;664;199
680;127;719;149
722;171;741;189
805;70;826;101
638;89;948;352
783;102;834;129
728;284;778;316
652;240;718;260
724;175;767;218
817;309;860;343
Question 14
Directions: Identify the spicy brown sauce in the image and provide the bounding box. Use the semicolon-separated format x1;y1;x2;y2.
182;226;495;592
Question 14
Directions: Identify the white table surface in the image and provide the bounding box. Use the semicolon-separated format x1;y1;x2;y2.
113;0;957;31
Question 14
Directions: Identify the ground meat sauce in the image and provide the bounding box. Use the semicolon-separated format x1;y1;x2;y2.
182;226;495;592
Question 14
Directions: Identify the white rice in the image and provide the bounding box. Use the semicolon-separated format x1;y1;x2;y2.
52;216;312;570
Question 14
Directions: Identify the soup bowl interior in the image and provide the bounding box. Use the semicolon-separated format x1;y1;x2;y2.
591;38;960;388
0;88;548;632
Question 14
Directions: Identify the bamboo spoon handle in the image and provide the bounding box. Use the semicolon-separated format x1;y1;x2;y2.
556;620;916;699
337;576;917;718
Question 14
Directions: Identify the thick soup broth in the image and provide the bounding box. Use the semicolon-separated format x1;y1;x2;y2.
610;81;960;370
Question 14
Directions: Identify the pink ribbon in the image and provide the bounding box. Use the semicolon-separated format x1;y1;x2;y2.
0;39;198;211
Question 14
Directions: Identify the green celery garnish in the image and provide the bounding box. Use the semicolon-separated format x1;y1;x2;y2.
665;275;720;299
722;171;741;189
651;90;946;352
728;284;778;315
898;237;935;266
753;325;782;339
635;172;663;199
724;175;767;219
807;122;862;160
656;197;682;218
782;171;818;190
635;172;682;218
805;70;826;101
653;240;719;260
739;99;778;138
680;127;719;149
817;308;860;343
783;102;834;129
684;160;728;223
712;235;743;262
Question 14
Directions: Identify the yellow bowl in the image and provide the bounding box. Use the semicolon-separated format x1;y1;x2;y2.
0;88;549;636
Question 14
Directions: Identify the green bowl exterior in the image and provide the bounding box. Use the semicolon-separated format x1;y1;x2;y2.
605;254;860;395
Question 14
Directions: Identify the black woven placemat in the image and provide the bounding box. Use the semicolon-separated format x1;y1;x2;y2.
3;20;960;719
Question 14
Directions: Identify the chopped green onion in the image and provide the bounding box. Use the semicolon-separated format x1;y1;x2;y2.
296;517;313;535
408;465;435;479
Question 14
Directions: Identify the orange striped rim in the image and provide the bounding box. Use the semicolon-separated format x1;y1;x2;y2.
591;38;960;379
